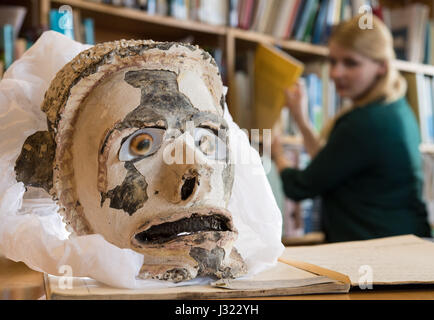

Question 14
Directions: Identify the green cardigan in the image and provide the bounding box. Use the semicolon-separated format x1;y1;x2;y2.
280;97;432;242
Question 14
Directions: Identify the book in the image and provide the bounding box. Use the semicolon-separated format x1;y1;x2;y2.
340;0;352;21
239;0;254;30
44;252;350;299
332;0;342;25
44;235;434;299
173;0;188;20
272;0;297;39
430;20;434;65
72;9;83;43
404;72;429;143
198;0;227;26
0;24;14;70
351;0;367;16
189;0;200;21
263;0;284;35
234;71;251;129
234;49;256;129
290;0;307;38
312;0;329;44
0;5;27;40
123;0;140;8
301;0;320;42
306;73;323;133
147;0;157;14
255;0;275;34
49;9;74;39
283;0;302;39
424;21;431;65
253;43;304;131
250;0;267;31
229;0;239;28
156;0;169;15
83;18;95;45
280;235;434;286
323;0;338;43
424;76;434;143
383;3;430;63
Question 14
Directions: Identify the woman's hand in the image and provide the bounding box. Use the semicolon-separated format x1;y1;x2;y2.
284;81;309;129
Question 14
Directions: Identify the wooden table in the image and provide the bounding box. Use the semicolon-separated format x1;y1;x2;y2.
1;255;433;300
0;255;45;300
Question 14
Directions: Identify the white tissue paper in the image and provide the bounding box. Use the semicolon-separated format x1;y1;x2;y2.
0;31;284;289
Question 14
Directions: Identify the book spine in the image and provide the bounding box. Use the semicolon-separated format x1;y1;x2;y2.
284;0;301;39
2;25;14;70
424;76;434;143
50;9;75;39
290;0;308;39
229;0;239;28
147;0;157;14
417;73;428;143
83;18;95;45
123;0;139;8
198;0;227;26
302;0;320;43
312;0;328;44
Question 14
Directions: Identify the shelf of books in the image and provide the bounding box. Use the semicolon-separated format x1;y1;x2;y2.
49;0;227;36
41;0;434;74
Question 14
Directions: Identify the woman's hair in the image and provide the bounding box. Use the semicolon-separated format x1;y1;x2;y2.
319;14;407;143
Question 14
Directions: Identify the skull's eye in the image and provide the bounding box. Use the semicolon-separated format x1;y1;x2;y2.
198;135;216;155
130;134;153;156
194;128;227;161
119;128;165;162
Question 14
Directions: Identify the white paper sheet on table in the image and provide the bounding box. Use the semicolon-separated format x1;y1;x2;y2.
0;31;284;289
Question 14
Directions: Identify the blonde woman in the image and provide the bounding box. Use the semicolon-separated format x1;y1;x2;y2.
271;15;431;242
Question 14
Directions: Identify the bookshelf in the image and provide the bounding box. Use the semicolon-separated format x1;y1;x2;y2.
35;0;434;126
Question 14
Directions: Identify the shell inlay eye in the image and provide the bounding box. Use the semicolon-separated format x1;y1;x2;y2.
130;134;153;156
194;127;227;161
198;135;216;155
119;128;165;162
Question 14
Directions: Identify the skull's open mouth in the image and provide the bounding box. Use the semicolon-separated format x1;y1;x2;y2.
134;213;232;245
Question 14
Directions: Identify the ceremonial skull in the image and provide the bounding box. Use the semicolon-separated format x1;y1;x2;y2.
14;40;247;282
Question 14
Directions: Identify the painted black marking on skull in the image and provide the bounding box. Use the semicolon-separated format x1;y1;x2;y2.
117;70;199;131
15;131;56;194
101;162;148;215
189;247;226;276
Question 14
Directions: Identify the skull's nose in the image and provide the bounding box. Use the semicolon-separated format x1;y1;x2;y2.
181;175;197;201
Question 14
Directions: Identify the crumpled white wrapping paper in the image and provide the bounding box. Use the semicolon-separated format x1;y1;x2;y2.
0;31;284;289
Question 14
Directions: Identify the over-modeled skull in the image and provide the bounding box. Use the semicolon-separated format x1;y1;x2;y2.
14;40;247;282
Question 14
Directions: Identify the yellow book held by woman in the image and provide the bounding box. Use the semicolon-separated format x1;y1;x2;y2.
254;43;304;131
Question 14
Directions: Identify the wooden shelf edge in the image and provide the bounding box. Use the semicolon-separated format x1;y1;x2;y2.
230;28;329;57
420;144;434;154
282;232;325;246
392;60;434;77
